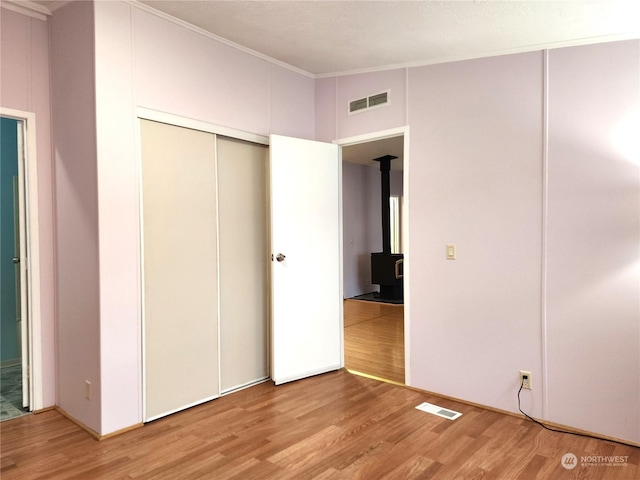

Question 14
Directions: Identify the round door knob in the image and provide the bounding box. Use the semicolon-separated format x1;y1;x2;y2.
13;257;20;264
276;253;286;262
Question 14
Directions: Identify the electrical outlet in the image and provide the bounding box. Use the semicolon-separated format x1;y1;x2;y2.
84;380;91;400
519;371;532;390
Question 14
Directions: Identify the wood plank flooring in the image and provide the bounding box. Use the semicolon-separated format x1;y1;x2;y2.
344;299;404;384
2;370;637;479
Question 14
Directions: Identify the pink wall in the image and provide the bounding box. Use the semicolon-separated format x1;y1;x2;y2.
94;0;141;434
342;163;382;298
271;64;315;139
315;77;336;142
546;41;640;442
50;1;101;430
134;8;268;136
0;7;56;408
58;0;317;435
326;42;639;444
133;5;316;139
408;52;545;417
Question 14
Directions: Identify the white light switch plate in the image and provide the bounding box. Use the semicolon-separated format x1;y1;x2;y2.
446;244;456;260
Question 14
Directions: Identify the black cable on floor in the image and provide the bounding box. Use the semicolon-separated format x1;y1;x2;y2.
517;380;638;449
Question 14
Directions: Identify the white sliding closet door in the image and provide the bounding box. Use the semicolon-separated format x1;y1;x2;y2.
217;137;269;393
141;120;219;421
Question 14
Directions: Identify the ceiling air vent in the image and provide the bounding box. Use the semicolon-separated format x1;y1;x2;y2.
348;90;390;115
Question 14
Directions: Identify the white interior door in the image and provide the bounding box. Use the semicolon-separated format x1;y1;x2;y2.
141;120;219;421
270;134;343;385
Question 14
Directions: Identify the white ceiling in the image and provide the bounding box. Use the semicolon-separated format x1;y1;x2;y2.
142;1;640;77
30;1;640;77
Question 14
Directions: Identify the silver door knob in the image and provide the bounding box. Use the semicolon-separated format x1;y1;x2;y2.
13;257;20;264
276;253;286;262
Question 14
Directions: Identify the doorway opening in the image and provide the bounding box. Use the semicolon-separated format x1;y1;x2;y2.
1;115;31;420
339;130;407;385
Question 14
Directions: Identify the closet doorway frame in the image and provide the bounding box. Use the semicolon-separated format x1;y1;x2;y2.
136;108;270;421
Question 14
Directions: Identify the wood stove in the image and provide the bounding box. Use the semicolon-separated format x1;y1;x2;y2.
371;155;403;302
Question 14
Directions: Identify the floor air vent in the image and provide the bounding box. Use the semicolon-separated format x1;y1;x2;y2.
415;402;462;420
349;90;390;114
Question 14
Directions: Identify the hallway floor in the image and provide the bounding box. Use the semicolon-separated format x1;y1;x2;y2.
344;299;404;384
0;365;27;421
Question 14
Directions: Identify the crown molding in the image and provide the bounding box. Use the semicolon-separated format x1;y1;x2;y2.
5;0;637;80
1;0;51;21
316;31;640;79
125;0;315;79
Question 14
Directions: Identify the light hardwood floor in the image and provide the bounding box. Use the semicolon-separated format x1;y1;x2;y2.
1;370;637;479
344;299;404;384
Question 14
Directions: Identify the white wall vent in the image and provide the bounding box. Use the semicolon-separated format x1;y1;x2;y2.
348;90;390;114
415;402;462;420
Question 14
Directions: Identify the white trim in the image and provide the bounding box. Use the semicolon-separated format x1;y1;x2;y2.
402;127;410;386
136;108;269;146
16;120;28;409
334;126;406;148
135;116;147;422
125;0;314;79
334;125;411;385
404;68;409;126
338;143;345;369
213;134;222;398
1;108;43;411
1;1;51;21
334;77;339;140
220;376;269;396
540;50;550;420
316;32;640;79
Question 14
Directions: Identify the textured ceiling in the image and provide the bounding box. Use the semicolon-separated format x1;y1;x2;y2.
134;0;640;76
28;1;640;76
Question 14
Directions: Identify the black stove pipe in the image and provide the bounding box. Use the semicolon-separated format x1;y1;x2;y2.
373;155;397;254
